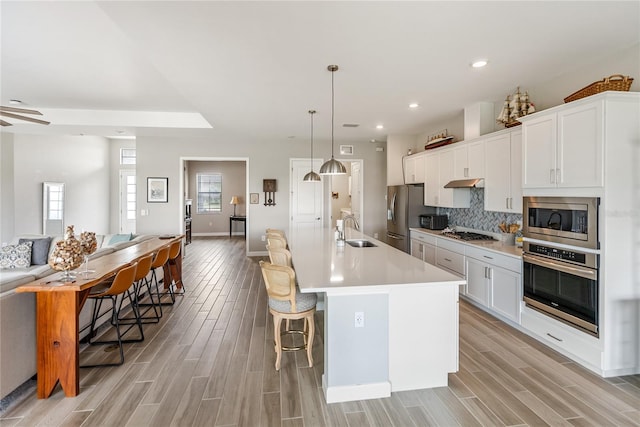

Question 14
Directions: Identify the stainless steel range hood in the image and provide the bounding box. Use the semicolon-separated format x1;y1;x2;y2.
444;178;484;188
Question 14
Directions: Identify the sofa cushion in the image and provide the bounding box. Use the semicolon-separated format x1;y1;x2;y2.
0;271;37;294
0;242;33;269
108;234;132;245
19;237;52;265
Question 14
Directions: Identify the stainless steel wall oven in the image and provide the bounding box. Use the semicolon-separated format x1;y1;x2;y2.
522;197;600;336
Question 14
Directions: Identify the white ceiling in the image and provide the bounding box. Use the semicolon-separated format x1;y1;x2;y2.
1;1;639;143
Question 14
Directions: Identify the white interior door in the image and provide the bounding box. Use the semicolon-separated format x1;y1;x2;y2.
290;159;323;232
119;170;136;234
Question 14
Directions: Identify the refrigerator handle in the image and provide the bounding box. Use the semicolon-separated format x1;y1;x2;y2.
390;192;397;224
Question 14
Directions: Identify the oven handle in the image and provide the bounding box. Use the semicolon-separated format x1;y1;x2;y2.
523;253;597;280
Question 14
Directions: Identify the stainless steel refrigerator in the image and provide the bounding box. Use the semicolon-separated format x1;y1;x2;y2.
386;185;435;252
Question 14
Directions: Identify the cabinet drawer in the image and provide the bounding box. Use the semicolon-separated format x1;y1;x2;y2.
436;237;465;254
410;230;437;246
466;246;521;273
436;248;465;277
521;307;602;370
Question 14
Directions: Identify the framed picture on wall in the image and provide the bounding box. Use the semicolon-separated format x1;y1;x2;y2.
250;193;259;204
147;177;168;203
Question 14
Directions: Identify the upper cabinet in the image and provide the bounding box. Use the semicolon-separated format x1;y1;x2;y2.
521;100;603;188
424;149;470;208
484;130;522;213
452;140;485;180
403;151;426;184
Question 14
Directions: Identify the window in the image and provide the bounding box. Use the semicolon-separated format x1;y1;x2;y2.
197;173;222;213
126;175;136;220
120;148;136;165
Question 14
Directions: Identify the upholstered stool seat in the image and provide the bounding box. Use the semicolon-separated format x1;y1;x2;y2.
268;290;317;313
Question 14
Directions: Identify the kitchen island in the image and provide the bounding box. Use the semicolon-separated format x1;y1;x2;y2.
288;227;466;403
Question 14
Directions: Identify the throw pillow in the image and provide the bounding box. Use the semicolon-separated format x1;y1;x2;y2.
0;241;33;269
19;237;52;265
109;233;132;245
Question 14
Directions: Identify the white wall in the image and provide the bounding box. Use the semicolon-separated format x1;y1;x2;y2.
386;134;416;186
3;134;110;238
1;134;16;243
135;135;387;253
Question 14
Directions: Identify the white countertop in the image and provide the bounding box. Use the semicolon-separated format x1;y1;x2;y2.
289;227;466;294
410;227;523;259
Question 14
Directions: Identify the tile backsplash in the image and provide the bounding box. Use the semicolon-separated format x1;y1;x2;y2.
437;188;522;233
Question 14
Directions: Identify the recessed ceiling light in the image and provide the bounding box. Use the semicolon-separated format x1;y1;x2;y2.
9;99;23;105
376;124;384;130
472;60;488;68
409;103;419;109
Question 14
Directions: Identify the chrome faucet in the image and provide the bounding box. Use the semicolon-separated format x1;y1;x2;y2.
342;214;360;231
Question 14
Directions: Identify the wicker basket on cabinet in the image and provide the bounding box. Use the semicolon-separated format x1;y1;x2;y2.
564;74;633;103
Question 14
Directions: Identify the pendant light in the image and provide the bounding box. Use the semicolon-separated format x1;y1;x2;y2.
303;110;321;182
319;65;347;175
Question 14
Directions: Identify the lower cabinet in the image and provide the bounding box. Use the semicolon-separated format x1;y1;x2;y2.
410;230;522;324
465;246;522;324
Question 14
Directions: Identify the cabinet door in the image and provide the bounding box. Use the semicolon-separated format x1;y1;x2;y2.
484;134;511;212
509;131;523;213
424;243;436;265
557;101;603;188
466;258;489;306
403;156;416;184
438;149;455;207
414;154;425;183
410;239;424;260
489;266;521;324
424;153;439;206
452;145;468;179
467;140;485;179
522;114;556;188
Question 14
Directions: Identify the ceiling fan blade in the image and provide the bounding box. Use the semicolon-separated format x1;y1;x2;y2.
0;111;50;125
0;119;13;126
0;105;44;115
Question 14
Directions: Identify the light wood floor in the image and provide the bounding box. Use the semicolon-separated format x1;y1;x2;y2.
1;237;639;426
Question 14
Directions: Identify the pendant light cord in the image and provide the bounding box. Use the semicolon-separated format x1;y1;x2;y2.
331;69;335;157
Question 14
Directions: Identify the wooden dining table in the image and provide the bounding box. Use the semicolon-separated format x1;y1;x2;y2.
16;235;184;399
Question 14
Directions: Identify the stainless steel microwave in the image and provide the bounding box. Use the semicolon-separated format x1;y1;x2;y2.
522;196;599;249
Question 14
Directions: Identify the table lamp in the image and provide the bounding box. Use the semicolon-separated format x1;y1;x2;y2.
230;196;240;216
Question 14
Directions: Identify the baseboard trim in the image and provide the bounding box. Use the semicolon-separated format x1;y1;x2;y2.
322;375;391;403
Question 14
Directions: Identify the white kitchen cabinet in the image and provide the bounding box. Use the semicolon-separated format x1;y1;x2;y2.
521;100;603;188
410;230;436;265
465;246;522;324
424;152;439;206
453;140;485;180
424;149;470;208
403;152;425;184
484;130;522;213
465;257;489;305
435;238;466;278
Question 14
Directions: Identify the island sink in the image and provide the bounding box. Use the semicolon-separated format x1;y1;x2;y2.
346;239;377;247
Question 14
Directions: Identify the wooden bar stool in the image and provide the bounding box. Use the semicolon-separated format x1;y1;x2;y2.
166;240;184;297
124;253;160;324
267;245;293;267
259;260;316;370
138;246;171;317
82;262;140;368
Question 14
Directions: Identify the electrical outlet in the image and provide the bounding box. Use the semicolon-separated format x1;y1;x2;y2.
209;222;213;227
373;232;379;239
354;312;364;328
261;235;266;242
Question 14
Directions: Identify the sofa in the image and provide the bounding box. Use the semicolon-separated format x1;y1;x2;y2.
0;233;154;399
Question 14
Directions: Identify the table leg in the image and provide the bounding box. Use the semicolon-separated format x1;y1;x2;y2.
229;217;232;238
243;220;246;239
36;291;82;398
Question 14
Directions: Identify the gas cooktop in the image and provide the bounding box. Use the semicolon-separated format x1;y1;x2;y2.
441;231;496;241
